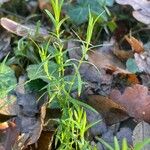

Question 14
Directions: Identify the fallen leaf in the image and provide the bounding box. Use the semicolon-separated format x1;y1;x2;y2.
133;121;150;150
0;18;49;40
11;76;47;149
0;120;19;150
140;74;150;88
88;50;131;74
68;40;135;96
125;35;144;53
2;121;19;150
25;131;54;150
0;95;17;117
134;52;150;74
87;95;128;125
110;84;150;123
86;109;107;136
0;31;11;61
115;0;150;24
112;48;133;61
0;122;9;130
38;0;51;10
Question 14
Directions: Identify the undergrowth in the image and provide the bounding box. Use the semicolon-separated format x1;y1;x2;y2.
0;0;150;149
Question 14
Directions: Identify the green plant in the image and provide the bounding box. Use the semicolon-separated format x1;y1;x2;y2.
55;107;98;150
0;55;17;99
26;0;101;149
65;0;114;25
96;136;150;150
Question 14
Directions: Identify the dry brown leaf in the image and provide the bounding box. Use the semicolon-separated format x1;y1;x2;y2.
0;95;17;120
0;122;9;130
115;0;150;24
3;121;19;150
110;84;150;123
112;48;133;61
0;18;48;39
25;131;54;150
88;51;131;74
38;0;52;10
87;95;128;125
125;35;144;53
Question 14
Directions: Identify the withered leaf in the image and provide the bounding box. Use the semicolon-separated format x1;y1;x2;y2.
88;50;131;74
134;52;150;74
115;0;150;24
38;0;52;10
0;95;17;118
125;35;144;53
0;31;11;61
0;122;9;130
12;76;46;149
110;84;150;123
0;18;49;40
87;95;128;125
25;131;54;150
133;121;150;150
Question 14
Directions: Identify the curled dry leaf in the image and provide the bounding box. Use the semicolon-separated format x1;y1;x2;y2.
115;0;150;24
125;35;144;53
87;95;128;125
110;84;150;123
0;18;49;39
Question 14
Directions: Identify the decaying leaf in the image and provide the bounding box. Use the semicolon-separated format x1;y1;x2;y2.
88;50;131;74
0;31;11;61
5;122;19;149
140;74;150;88
87;95;128;125
0;121;19;150
125;35;144;53
0;95;17;117
110;84;150;123
0;122;9;130
133;121;150;150
0;18;49;40
112;48;133;61
25;131;54;150
14;105;46;149
13;76;46;148
115;0;150;24
38;0;51;10
134;52;150;74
